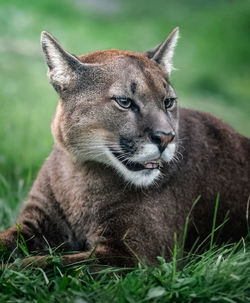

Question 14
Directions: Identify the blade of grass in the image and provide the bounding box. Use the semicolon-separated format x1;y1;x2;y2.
210;193;220;250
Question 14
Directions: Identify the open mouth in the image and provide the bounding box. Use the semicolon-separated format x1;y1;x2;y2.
111;150;163;172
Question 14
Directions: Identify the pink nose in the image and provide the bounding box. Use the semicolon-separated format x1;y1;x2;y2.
150;131;175;152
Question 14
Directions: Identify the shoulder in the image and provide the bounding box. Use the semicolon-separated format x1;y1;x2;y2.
179;107;239;138
178;107;249;156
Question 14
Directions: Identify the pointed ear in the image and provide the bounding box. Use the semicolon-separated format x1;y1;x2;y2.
145;27;179;76
41;31;84;91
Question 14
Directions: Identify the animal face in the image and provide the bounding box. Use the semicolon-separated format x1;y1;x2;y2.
41;28;179;186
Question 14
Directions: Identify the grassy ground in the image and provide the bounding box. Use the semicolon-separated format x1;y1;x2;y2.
0;241;249;303
0;0;250;302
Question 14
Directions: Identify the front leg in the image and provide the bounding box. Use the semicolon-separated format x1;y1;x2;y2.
0;227;19;255
0;188;78;258
0;241;135;269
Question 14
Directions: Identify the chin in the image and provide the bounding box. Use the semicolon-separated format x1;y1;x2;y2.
124;169;161;187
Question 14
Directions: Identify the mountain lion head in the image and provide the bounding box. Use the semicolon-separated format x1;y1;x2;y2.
41;28;180;187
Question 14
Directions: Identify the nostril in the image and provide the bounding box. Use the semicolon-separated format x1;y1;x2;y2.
150;133;162;146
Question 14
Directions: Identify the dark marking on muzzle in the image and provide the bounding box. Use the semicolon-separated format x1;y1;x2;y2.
120;136;137;155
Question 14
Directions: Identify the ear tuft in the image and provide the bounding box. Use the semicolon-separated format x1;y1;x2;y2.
145;27;180;76
41;31;82;90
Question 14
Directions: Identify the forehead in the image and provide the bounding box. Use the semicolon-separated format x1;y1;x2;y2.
110;56;172;101
79;50;168;96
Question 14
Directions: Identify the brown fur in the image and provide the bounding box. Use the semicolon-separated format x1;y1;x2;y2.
0;29;249;268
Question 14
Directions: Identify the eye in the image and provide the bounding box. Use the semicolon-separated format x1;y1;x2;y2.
111;97;132;109
164;97;176;110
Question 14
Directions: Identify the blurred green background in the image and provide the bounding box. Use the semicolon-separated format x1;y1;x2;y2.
0;0;250;218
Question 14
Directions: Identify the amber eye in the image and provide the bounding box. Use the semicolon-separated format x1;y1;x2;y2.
164;97;176;110
111;97;132;109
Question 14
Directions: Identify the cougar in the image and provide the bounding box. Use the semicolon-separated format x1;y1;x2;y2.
0;28;249;267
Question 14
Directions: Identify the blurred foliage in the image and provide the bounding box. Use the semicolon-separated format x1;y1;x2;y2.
0;0;249;203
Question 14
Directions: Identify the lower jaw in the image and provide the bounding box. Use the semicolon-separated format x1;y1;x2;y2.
126;165;159;172
110;149;161;172
119;159;160;172
125;164;153;172
123;167;161;187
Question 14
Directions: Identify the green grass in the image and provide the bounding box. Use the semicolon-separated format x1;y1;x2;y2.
0;227;249;302
1;193;248;303
0;0;250;301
